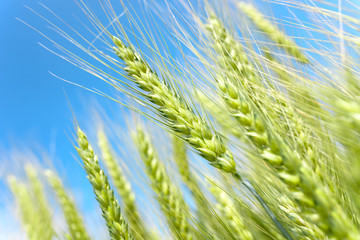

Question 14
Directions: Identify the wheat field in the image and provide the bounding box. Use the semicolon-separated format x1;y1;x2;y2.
3;0;360;239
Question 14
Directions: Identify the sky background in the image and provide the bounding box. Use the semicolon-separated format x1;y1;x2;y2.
0;0;351;239
0;0;127;238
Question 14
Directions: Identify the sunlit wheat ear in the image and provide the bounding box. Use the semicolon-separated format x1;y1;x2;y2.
25;164;55;240
205;15;312;152
205;15;262;99
212;65;359;237
204;14;359;239
7;176;44;240
45;170;91;240
111;35;236;174
97;130;149;239
204;15;280;130
208;179;253;240
76;127;134;240
134;126;195;240
238;2;309;64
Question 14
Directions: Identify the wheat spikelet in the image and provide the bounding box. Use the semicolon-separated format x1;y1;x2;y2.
76;127;134;240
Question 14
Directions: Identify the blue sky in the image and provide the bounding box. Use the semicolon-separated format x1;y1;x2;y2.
0;0;179;237
0;0;121;237
0;0;93;158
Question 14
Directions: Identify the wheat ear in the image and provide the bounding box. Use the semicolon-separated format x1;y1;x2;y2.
45;170;91;240
112;27;292;239
208;16;319;174
7;176;44;240
76;127;134;240
134;126;195;240
98;130;149;239
25;164;55;240
209;180;254;240
111;35;236;174
206;15;359;239
238;2;309;64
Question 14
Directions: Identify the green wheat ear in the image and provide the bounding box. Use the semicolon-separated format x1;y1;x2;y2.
134;126;195;240
97;130;149;239
25;164;56;240
111;35;236;174
205;14;359;239
45;170;91;240
76;127;134;240
238;2;309;64
7;176;44;240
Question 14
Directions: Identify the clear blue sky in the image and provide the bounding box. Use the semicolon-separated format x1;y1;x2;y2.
0;1;125;237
